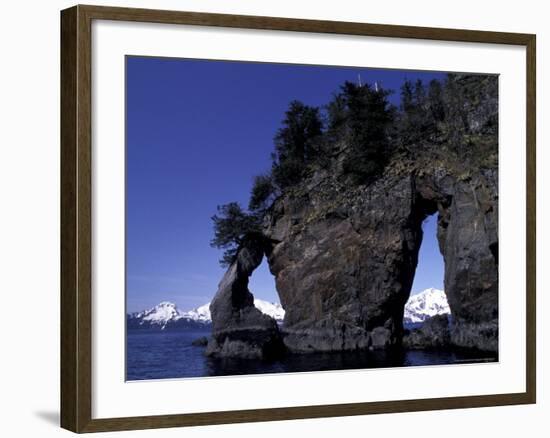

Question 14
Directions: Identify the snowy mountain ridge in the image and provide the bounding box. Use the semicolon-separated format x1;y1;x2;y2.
403;288;450;323
128;299;285;330
128;288;448;330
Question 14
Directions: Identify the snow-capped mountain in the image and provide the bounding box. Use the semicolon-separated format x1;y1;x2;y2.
132;301;180;324
127;302;190;330
253;299;286;321
180;303;211;324
127;299;285;330
403;288;450;323
128;290;445;330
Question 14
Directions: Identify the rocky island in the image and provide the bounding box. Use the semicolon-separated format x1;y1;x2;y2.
206;74;498;360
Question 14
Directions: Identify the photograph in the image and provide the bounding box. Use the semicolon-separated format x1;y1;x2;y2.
125;57;499;381
1;0;543;435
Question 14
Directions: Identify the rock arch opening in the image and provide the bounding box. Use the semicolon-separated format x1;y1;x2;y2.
405;213;448;323
248;258;285;325
402;213;452;348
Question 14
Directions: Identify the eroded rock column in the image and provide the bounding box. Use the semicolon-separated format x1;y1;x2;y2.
206;239;284;359
438;172;499;352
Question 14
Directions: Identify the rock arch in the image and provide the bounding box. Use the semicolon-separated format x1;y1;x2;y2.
208;166;498;358
205;237;284;359
411;170;498;352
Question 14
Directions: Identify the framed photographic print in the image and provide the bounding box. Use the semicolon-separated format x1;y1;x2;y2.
60;4;536;433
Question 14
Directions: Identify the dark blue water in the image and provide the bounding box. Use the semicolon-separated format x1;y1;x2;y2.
126;329;497;381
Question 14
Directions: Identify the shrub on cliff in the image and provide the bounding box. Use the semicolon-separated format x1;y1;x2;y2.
249;173;277;213
326;92;348;139
398;75;497;155
271;100;323;188
442;74;498;139
335;81;394;183
210;202;261;267
398;79;442;147
440;74;498;168
427;79;446;124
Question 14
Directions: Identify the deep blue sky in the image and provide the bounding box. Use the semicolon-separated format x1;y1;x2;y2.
126;56;445;313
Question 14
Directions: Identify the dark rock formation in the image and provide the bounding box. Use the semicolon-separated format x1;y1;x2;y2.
264;169;419;353
191;336;209;347
208;75;498;358
208;154;498;358
262;158;497;355
205;239;285;359
403;314;451;349
436;171;499;352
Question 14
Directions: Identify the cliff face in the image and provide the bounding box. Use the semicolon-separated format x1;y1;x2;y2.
265;155;497;354
437;170;498;352
207;149;498;357
265;166;419;352
207;75;498;359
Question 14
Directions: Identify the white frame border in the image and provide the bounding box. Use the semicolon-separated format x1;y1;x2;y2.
91;19;527;419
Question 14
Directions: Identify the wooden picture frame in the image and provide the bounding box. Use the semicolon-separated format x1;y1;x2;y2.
60;4;536;433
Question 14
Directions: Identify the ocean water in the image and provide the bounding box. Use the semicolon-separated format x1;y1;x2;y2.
126;328;497;381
